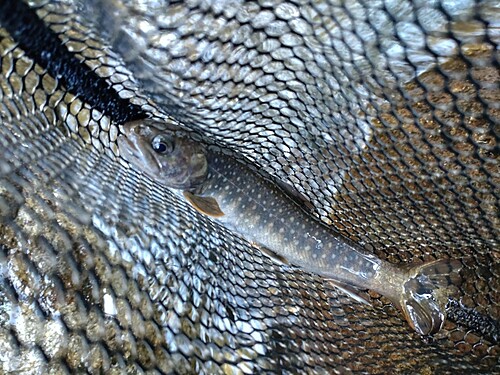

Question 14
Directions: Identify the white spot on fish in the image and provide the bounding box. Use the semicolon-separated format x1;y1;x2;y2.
306;232;323;251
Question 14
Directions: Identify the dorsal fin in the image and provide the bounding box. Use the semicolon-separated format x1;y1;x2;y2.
275;179;315;213
252;242;290;266
183;191;225;217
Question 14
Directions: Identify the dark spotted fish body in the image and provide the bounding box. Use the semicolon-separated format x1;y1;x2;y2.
118;120;462;336
202;151;387;283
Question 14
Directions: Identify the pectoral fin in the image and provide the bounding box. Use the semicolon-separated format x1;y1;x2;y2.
183;191;225;217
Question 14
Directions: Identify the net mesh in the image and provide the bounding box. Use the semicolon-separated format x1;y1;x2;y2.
0;0;498;373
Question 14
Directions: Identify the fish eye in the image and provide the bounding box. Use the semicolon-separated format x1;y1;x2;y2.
151;135;175;154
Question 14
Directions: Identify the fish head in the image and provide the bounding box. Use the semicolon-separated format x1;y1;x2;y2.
118;120;208;190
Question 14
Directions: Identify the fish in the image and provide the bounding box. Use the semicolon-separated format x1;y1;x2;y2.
117;119;462;336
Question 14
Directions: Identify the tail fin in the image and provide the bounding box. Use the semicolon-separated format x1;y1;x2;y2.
398;259;462;335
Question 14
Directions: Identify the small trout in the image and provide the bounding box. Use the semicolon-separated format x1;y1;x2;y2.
118;119;461;335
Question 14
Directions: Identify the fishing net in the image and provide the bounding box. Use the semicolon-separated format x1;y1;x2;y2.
0;0;498;373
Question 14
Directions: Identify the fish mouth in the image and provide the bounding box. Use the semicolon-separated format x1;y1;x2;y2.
119;121;139;137
117;134;163;175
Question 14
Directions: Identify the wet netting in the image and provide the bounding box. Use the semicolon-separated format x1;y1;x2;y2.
0;0;498;374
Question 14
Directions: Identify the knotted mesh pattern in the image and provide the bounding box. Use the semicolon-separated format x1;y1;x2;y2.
0;0;498;373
